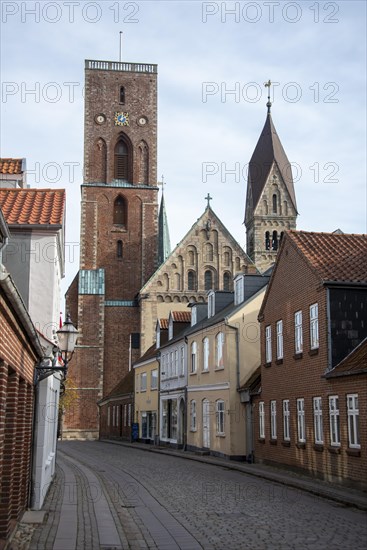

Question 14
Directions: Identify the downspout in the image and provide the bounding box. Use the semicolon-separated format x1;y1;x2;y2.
224;319;240;390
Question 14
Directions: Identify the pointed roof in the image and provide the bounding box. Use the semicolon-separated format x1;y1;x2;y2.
158;193;171;264
0;188;65;226
245;113;297;222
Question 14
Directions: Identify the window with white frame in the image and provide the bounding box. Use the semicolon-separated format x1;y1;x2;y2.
276;320;283;360
310;303;319;349
174;350;178;377
313;397;323;444
190;341;197;373
151;369;158;390
216;400;225;435
203;337;209;371
215;332;224;368
297;398;306;442
347;394;360;448
234;275;244;305
329;395;340;446
180;346;185;376
168;316;173;340
208;291;215;318
295;311;303;353
191;307;197;326
270;400;277;439
265;325;272;363
259;401;265;439
190;400;197;431
282;400;290;441
140;372;147;391
170;352;174;378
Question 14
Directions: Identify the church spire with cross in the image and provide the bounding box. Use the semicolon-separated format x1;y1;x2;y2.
158;175;171;265
244;80;298;272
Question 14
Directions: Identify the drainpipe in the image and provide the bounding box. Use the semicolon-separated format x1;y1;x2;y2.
224;319;240;390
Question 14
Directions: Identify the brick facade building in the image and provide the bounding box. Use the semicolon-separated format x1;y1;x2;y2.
253;231;367;488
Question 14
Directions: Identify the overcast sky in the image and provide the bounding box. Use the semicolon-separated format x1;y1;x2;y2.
1;0;366;304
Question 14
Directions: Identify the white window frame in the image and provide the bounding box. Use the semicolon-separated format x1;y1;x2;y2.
151;369;158;390
191;307;197;326
203;337;209;371
270;400;277;439
174;350;178;377
259;401;265;439
329;395;340;446
190;400;197;431
215;332;224;369
310;303;319;349
140;372;147;392
276;320;283;360
347;394;360;448
216;400;225;435
180;346;185;376
297;398;306;443
168;316;173;340
208;291;215;318
265;325;272;363
313;397;323;444
295;310;303;353
234;275;244;305
190;341;197;373
282;399;290;441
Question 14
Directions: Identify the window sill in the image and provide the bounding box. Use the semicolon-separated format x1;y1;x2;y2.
190;429;197;433
282;440;291;447
275;358;283;365
201;370;209;374
309;348;319;356
264;362;272;368
294;353;303;360
328;445;341;455
258;438;265;444
346;448;361;457
215;366;225;371
216;433;226;438
189;372;197;376
269;439;277;445
313;444;324;452
296;442;306;449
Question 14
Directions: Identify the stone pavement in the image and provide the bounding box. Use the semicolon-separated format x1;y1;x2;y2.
7;440;367;550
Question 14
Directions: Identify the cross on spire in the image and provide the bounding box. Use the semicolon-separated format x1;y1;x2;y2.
264;79;272;114
158;175;166;196
205;193;212;208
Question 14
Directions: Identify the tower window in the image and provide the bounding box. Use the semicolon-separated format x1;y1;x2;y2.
114;139;128;180
272;194;277;214
114;196;127;226
272;230;278;251
119;86;125;104
205;270;213;290
117;240;123;258
188;271;196;291
265;231;270;250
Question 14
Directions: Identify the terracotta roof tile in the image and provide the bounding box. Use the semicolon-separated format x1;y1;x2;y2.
159;318;169;330
288;231;367;284
171;311;191;323
326;338;367;377
0;188;65;226
0;158;23;175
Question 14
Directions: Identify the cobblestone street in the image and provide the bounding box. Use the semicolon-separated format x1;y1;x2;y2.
15;441;365;550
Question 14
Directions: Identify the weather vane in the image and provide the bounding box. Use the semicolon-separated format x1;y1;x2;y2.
264;79;272;114
158;175;166;196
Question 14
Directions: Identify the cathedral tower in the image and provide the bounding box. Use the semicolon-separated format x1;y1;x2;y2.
245;86;298;272
64;60;159;438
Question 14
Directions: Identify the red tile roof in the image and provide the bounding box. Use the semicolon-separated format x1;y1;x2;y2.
288;231;367;284
326;338;367;378
171;311;191;323
0;188;65;226
0;158;23;175
159;318;169;330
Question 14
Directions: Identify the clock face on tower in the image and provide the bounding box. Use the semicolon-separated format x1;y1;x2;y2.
137;116;148;126
94;114;106;125
114;112;129;126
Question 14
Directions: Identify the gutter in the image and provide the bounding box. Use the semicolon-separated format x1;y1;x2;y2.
0;267;43;357
224;319;240;390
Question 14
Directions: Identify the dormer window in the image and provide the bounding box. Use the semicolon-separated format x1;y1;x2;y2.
234;275;245;305
191;307;197;326
208;291;215;318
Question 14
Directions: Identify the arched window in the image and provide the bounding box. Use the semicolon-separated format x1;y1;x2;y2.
272;230;278;250
205;243;213;262
119;86;125;104
272;194;277;214
114;196;126;226
205;270;212;290
174;273;180;290
188;250;195;265
203;338;209;371
265;231;270;250
223;272;231;291
188;271;196;291
114;139;128;180
117;240;123;258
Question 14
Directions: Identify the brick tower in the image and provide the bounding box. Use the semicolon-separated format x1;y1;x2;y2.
245;83;298;273
64;59;159;439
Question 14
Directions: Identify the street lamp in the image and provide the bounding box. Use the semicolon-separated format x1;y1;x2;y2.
34;313;78;385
